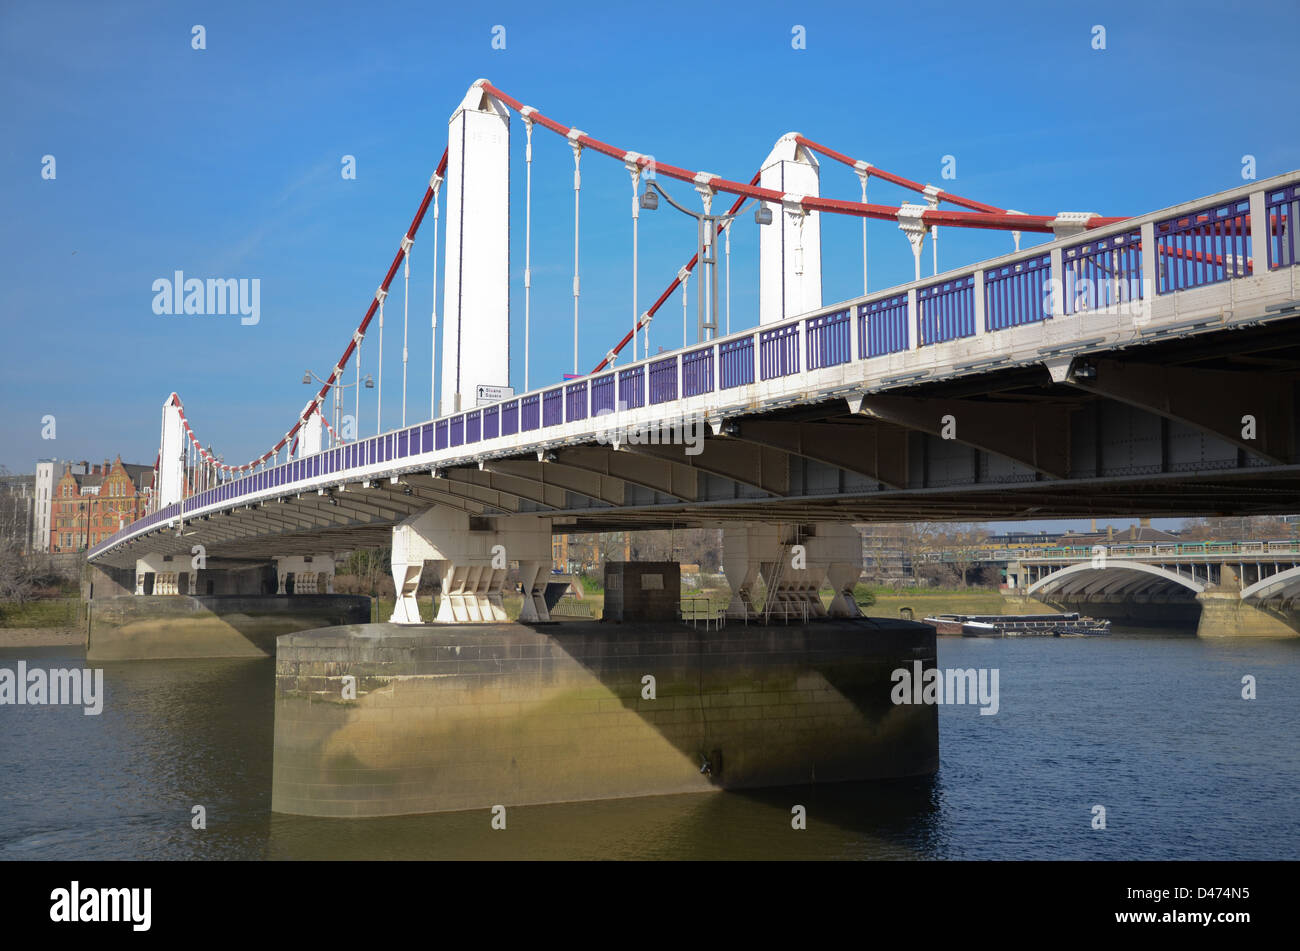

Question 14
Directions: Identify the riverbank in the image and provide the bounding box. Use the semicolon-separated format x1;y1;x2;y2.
0;599;82;648
0;627;83;648
863;588;1056;625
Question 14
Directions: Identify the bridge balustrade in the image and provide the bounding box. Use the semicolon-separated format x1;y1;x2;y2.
501;399;519;436
565;380;588;422
591;374;616;414
618;365;645;408
1267;185;1298;269
465;410;481;444
521;394;540;431
860;293;909;356
648;356;679;404
449;416;464;447
918;275;976;344
1154;198;1251;292
543;388;563;427
435;419;448;449
806;308;852;369
1062;230;1143;315
682;346;715;397
984;254;1052;329
759;324;800;380
718;336;755;388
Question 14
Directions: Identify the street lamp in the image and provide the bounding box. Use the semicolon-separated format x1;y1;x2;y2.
640;179;769;344
303;368;373;442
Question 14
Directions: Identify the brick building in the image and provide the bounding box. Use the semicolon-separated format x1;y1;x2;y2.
49;457;154;553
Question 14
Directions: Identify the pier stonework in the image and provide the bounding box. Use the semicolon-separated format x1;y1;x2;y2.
270;619;938;817
1194;592;1300;638
86;594;372;661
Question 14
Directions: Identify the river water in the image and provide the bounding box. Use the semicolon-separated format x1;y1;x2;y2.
2;629;1297;860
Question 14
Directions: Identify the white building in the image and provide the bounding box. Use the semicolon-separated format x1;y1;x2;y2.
33;459;87;553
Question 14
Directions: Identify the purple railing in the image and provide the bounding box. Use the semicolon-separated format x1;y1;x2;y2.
806;308;852;369
984;254;1052;330
1061;231;1143;315
465;410;481;444
718;335;755;388
859;293;908;356
435;419;448;450
682;346;714;397
619;365;645;409
591;373;616;414
543;388;563;426
1267;185;1298;270
1154;199;1251;293
565;380;588;421
482;405;499;439
449;416;464;447
521;394;540;431
918;275;975;345
501;399;519;436
648;356;678;404
759;324;799;379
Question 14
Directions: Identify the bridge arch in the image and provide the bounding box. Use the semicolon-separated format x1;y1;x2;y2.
1240;565;1300;603
1027;561;1205;599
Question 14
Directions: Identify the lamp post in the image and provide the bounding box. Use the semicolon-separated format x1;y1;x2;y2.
303;369;374;441
639;179;770;345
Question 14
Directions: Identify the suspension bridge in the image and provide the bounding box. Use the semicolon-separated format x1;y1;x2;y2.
84;78;1300;627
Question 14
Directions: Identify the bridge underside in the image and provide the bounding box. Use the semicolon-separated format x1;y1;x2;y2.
94;319;1300;569
1027;562;1204;601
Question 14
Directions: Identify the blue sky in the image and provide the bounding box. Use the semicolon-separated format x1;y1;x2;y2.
2;0;1297;532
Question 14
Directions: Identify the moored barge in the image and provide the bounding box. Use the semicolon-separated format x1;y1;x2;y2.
923;612;1110;637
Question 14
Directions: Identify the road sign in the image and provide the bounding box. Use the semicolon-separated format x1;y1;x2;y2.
475;384;514;405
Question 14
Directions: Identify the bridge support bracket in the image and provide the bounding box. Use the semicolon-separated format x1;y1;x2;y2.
389;508;552;625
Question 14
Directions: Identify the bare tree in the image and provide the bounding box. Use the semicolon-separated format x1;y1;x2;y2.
0;535;35;604
943;522;990;588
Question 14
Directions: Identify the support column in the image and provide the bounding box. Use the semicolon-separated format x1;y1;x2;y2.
808;523;864;618
389;507;552;625
135;552;179;595
272;554;334;596
722;523;781;619
759;134;821;325
441;79;510;415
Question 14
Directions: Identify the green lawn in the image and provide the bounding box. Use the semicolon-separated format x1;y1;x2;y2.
0;599;79;629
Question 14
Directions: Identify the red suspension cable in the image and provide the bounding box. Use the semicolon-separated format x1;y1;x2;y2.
481;82;1128;234
171;149;450;475
794;135;1008;215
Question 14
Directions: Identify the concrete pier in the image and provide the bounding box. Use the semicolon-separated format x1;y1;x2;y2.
86;594;372;661
1194;592;1300;638
271;618;938;817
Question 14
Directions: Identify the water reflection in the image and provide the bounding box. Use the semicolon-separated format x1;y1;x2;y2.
3;630;1298;860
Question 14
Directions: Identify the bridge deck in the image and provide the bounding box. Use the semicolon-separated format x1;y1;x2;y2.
89;173;1300;567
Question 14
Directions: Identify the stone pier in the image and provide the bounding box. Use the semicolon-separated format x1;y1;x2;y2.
86;594;371;661
271;618;938;817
